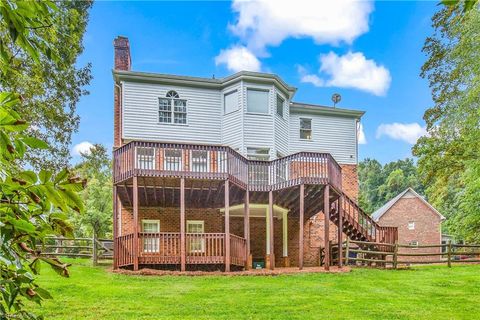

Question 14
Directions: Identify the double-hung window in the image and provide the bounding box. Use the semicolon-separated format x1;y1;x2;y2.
276;94;284;118
247;89;269;114
142;220;160;253
158;90;187;124
247;148;270;186
164;149;183;171
224;90;238;114
300;118;312;140
187;220;205;253
136;147;155;170
246;148;270;161
190;150;209;172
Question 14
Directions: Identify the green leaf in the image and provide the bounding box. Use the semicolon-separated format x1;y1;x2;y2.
22;136;48;150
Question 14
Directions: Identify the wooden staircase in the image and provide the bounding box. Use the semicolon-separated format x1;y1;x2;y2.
330;191;398;257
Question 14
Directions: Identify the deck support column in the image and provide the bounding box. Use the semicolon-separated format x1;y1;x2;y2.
180;178;186;272
268;190;275;270
113;185;118;270
282;211;289;267
133;176;139;271
337;196;343;268
323;185;330;271
244;190;251;269
224;180;231;272
299;184;304;270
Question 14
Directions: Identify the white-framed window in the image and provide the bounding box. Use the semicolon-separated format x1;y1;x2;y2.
247;89;269;114
158;90;187;124
142;220;160;253
187;220;205;253
224;90;238;114
136;147;155;170
408;221;415;230
246;147;270;161
164;149;183;171
190;150;209;172
300;118;312;140
409;240;419;247
276;94;284;118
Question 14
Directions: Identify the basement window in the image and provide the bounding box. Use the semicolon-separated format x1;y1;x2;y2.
187;220;205;253
409;240;419;248
159;90;187;124
142;220;160;253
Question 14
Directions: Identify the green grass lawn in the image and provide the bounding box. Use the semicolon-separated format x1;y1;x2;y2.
30;259;480;320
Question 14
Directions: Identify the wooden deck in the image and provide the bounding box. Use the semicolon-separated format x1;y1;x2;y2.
115;232;246;268
113;141;343;192
112;141;398;272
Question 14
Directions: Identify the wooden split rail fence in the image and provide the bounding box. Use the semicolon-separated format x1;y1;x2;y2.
330;239;480;268
36;236;114;265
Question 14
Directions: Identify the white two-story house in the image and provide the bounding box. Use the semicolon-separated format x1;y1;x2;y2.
112;36;397;272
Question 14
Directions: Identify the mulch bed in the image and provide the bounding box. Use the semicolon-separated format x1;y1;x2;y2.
112;266;351;276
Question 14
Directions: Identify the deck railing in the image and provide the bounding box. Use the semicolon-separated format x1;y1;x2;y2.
115;233;135;267
119;232;246;267
113;141;342;191
338;193;398;246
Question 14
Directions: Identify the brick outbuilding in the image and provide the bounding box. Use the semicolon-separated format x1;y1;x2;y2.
372;188;445;262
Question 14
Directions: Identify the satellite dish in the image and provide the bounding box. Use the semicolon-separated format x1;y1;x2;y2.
331;93;341;107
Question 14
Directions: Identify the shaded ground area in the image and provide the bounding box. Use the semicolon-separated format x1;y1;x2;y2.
31;259;480;320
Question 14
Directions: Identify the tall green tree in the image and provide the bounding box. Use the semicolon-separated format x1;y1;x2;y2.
359;158;424;214
0;2;87;318
72;144;113;240
413;2;479;241
0;0;93;170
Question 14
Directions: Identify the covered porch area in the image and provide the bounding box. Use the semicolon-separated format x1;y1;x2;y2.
113;175;342;272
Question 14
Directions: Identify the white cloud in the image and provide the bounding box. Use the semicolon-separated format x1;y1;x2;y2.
229;0;373;53
72;141;94;156
358;123;367;144
215;46;261;72
376;123;427;144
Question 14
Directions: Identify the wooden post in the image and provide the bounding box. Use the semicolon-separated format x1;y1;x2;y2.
92;233;98;266
180;177;186;272
323;185;330;271
393;241;399;269
132;176;139;271
337;197;343;268
345;237;350;266
269;190;275;270
113;185;118;270
447;240;452;268
299;184;304;270
244;190;251;270
224;180;231;272
282;211;288;263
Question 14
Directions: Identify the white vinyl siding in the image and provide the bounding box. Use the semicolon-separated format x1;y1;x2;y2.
122;82;222;144
274;89;289;158
289;112;358;164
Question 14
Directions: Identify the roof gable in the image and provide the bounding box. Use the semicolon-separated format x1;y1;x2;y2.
371;187;445;222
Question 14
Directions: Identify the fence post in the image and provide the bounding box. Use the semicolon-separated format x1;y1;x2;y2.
393;241;399;269
92;233;98;266
447;240;452;268
345;238;350;266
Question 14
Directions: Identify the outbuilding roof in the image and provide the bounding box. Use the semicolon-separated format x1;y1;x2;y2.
371;187;445;222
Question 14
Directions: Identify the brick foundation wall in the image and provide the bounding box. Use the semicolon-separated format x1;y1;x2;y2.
377;197;442;262
119;206;344;268
340;164;358;202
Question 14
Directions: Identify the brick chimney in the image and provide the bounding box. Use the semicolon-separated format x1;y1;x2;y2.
114;36;131;71
113;36;130;148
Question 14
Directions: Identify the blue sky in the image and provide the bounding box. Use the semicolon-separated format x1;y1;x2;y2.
72;0;437;164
